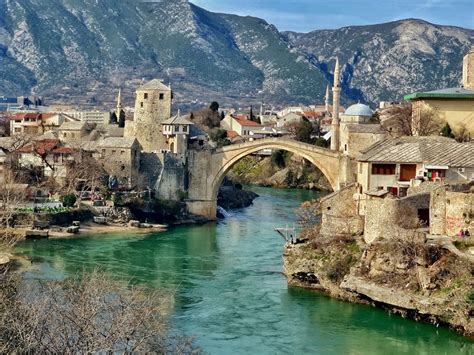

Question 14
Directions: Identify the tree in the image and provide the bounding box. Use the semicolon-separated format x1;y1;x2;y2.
110;111;118;124
209;101;219;113
455;124;470;142
295;120;315;144
0;172;28;255
209;128;230;147
118;109;126;128
0;270;196;353
271;150;287;168
60;193;77;207
382;102;441;136
441;123;455;138
249;106;257;122
189;112;194;120
220;111;225;120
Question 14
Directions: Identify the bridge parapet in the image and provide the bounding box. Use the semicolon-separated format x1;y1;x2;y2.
187;138;353;220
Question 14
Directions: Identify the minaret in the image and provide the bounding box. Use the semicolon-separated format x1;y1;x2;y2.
324;85;330;113
116;87;123;118
330;57;341;151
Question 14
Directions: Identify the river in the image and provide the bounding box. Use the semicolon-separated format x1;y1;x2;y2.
14;186;473;354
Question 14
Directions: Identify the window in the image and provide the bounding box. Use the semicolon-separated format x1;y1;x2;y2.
175;125;179;131
183;125;188;132
102;149;106;155
63;133;67;138
140;102;143;108
159;93;164;100
144;93;148;99
344;144;348;152
112;150;116;154
14;127;21;133
371;164;396;175
53;154;59;163
120;150;125;155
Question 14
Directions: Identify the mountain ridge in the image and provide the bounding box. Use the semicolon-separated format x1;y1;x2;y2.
0;0;471;109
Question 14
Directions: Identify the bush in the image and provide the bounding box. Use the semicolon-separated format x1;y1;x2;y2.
60;194;77;208
0;271;196;353
271;149;287;168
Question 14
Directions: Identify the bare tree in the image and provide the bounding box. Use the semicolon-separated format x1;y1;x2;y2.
63;152;108;197
381;102;441;137
0;270;197;354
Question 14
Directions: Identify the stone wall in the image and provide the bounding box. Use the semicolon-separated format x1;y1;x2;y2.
320;184;364;237
364;193;430;243
156;153;188;201
430;185;473;236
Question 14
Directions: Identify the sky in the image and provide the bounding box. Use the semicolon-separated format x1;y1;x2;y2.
191;0;474;32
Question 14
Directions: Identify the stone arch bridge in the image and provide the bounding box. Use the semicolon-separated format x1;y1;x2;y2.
186;138;352;219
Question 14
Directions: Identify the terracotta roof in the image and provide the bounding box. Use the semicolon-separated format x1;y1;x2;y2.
234;117;261;127
358;136;474;167
299;111;323;117
227;130;240;139
10;112;57;122
17;139;60;155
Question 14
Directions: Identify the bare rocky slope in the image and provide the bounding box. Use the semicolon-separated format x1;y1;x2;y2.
0;0;472;109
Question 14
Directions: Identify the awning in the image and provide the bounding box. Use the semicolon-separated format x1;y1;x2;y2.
425;165;449;170
323;131;332;141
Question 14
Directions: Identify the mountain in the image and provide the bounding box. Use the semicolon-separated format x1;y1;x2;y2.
284;19;473;104
0;0;472;110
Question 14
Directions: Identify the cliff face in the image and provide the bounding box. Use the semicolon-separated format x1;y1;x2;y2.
284;232;474;336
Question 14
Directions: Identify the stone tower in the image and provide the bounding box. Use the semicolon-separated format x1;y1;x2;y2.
124;79;172;152
324;84;330;113
330;57;341;151
462;46;474;89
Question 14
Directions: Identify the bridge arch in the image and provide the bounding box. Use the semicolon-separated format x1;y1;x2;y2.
209;138;341;204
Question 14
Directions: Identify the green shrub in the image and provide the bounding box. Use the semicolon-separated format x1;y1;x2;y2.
61;194;77;208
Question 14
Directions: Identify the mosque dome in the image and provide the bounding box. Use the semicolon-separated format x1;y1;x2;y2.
344;103;373;116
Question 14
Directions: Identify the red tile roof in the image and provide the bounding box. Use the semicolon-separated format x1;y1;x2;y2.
299;111;323;117
227;130;241;139
17;139;60;155
10;112;56;122
234;117;261;127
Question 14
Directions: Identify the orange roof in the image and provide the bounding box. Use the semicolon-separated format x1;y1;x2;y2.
227;130;241;139
299;111;323;117
234;117;261;127
10;112;56;122
17;139;60;155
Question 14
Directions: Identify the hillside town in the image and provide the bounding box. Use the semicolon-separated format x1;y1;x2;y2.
0;35;473;350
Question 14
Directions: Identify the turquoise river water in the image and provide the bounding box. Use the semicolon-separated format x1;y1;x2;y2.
14;186;473;354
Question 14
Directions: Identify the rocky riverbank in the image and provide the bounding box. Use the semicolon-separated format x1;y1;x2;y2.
284;232;474;336
217;178;259;211
227;154;331;191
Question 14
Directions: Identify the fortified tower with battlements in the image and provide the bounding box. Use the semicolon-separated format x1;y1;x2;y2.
124;79;172;152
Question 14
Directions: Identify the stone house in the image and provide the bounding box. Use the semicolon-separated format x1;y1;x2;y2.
59;121;94;141
339;124;386;160
10;113;77;136
96;137;142;189
162;114;193;155
357;136;474;197
16;139;77;183
220;115;262;140
276;112;302;128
